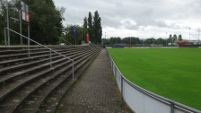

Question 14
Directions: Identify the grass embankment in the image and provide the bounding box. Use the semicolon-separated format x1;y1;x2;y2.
108;48;201;110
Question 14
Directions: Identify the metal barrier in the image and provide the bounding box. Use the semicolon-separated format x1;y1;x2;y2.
4;27;75;79
107;49;201;113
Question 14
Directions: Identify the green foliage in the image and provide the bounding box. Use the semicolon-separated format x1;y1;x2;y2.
62;25;85;45
84;11;102;44
26;0;63;44
93;11;102;43
122;37;140;45
108;48;201;110
0;0;64;45
83;17;87;29
178;34;183;40
110;37;121;45
144;38;156;44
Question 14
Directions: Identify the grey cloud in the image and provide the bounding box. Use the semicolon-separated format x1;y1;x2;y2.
54;0;201;39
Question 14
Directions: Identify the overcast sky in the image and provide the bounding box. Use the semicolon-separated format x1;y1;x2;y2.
54;0;201;40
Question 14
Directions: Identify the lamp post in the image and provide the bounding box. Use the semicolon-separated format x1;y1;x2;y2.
166;32;167;46
105;32;106;45
198;28;200;44
189;27;191;41
6;0;10;46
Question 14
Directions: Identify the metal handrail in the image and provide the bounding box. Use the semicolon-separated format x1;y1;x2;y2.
107;49;201;113
4;27;75;79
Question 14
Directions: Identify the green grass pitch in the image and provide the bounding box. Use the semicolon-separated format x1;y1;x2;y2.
108;48;201;110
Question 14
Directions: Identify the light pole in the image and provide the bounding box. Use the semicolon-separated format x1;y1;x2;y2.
166;32;167;46
6;0;10;46
104;32;106;46
189;27;191;41
198;28;200;44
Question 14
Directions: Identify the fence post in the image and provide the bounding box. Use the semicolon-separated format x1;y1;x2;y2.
121;76;124;98
113;64;117;76
170;102;175;113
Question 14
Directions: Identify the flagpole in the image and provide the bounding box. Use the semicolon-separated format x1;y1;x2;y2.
6;0;10;46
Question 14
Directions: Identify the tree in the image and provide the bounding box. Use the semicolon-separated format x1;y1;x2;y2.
122;37;140;45
93;11;102;44
62;25;85;45
109;37;121;45
87;12;94;43
83;17;87;29
144;38;156;45
26;0;64;44
0;0;6;44
82;17;88;41
0;0;64;45
0;0;20;45
173;34;177;41
178;34;182;40
156;38;166;45
168;34;173;44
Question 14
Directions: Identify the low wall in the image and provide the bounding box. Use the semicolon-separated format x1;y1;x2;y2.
107;49;201;113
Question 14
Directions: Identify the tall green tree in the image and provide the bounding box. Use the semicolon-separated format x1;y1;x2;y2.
26;0;63;44
173;34;177;41
87;12;94;43
178;34;182;40
83;17;87;29
0;0;64;45
82;16;88;41
0;0;20;45
93;11;102;44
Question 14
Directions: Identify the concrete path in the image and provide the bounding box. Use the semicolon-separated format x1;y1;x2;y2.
60;49;132;113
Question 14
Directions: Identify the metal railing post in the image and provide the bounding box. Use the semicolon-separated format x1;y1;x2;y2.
50;50;52;68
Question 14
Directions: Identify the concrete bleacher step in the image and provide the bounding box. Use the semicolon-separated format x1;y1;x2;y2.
0;51;89;102
0;48;89;85
0;45;101;113
14;53;95;113
35;51;99;113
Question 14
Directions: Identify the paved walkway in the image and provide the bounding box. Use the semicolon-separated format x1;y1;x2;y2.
60;49;132;113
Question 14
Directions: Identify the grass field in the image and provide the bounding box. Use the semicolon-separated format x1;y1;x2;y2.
108;48;201;110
